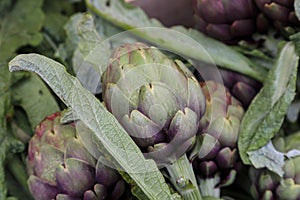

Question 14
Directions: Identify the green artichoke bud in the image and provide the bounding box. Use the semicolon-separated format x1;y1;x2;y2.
192;0;267;42
190;81;244;195
102;42;206;166
27;112;126;200
250;157;300;200
250;132;300;200
255;0;300;36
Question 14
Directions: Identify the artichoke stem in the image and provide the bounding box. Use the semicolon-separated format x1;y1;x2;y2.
166;154;202;200
197;176;221;198
6;155;31;196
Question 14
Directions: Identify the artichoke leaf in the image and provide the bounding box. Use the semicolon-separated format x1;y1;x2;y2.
248;141;285;177
238;42;299;165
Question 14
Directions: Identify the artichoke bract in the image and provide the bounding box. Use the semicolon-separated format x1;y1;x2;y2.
27;112;126;200
190;81;244;196
102;42;206;166
192;0;262;42
255;0;300;36
250;133;300;200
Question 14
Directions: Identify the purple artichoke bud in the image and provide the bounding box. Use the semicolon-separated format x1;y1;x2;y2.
127;0;194;27
219;69;262;107
27;112;126;200
249;132;300;200
192;0;261;42
102;42;206;166
255;0;300;36
191;81;244;186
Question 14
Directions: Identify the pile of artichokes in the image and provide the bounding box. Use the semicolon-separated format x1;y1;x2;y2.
192;0;300;42
4;0;300;199
26;42;262;199
132;0;300;42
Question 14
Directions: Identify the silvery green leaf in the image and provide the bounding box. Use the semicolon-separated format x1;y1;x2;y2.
248;141;284;177
285;149;300;158
72;14;106;94
55;13;82;62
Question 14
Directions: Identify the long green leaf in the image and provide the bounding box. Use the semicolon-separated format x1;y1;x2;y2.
0;64;24;200
238;42;299;164
0;75;10;200
85;0;265;81
8;54;180;200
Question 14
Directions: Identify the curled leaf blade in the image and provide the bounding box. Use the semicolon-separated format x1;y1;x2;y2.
238;42;299;164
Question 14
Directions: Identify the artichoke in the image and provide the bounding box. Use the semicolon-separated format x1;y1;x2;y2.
102;42;206;166
194;68;262;107
249;133;300;200
190;81;244;197
255;0;300;36
192;0;265;42
27;112;126;200
128;0;194;27
219;69;261;107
